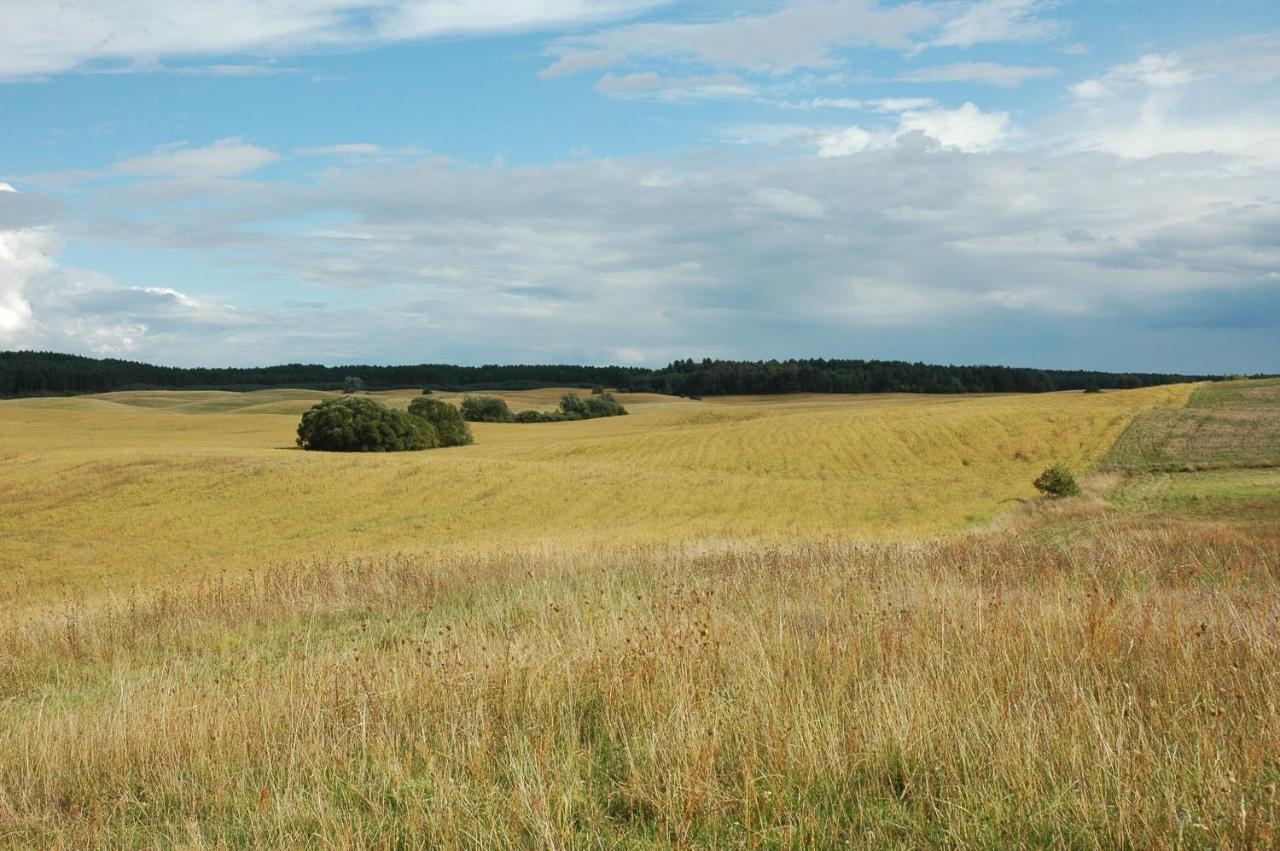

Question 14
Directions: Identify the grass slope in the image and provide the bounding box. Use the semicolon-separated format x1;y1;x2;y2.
1;385;1190;603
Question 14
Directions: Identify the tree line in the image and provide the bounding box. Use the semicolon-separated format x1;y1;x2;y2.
1;349;1230;399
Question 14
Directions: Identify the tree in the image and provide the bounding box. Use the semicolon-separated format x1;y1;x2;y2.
460;395;513;423
1033;464;1081;498
342;375;364;394
296;396;436;452
407;397;473;446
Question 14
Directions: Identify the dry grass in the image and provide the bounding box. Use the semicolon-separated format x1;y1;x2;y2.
0;517;1276;848
0;384;1192;603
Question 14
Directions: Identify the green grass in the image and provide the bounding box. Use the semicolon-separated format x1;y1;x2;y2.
1104;378;1280;471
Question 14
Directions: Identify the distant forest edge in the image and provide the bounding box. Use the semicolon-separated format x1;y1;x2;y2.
0;350;1237;399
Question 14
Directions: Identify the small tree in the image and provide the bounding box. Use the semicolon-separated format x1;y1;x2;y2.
407;397;473;446
459;395;513;423
1083;384;1102;394
297;396;436;452
342;375;364;394
591;385;605;395
1034;464;1080;498
421;387;433;395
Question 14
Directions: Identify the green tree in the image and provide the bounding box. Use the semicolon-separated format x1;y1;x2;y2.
342;375;364;394
407;397;473;446
460;395;513;423
296;396;436;452
1033;464;1081;498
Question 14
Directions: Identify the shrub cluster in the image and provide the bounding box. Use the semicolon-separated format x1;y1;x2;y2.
458;392;628;424
1033;463;1081;498
459;395;514;423
297;396;435;452
297;396;474;452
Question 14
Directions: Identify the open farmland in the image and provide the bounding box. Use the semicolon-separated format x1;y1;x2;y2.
3;380;1279;847
1;384;1189;603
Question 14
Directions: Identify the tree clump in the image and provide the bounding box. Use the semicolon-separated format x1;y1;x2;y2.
342;375;364;394
1033;463;1081;498
515;391;629;423
460;395;514;423
297;396;436;452
407;397;473;447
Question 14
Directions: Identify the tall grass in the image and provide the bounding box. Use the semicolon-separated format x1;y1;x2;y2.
3;520;1276;847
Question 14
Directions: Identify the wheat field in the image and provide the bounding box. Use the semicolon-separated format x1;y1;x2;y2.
2;384;1189;603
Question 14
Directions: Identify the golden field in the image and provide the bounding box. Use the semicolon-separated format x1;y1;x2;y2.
1;383;1189;603
2;380;1278;848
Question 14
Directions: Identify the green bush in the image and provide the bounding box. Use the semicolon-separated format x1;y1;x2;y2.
460;395;513;423
559;391;627;420
1033;464;1081;498
342;375;364;394
407;397;473;447
297;396;436;452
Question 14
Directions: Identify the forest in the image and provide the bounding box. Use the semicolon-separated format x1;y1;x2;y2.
0;350;1222;398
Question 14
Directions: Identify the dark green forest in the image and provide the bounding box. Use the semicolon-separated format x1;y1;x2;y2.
0;350;1228;399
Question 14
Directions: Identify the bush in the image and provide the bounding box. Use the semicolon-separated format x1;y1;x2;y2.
1033;464;1081;498
407;397;473;447
342;375;364;394
297;397;436;452
591;385;605;395
1083;384;1102;394
559;391;627;420
421;388;433;395
460;395;513;423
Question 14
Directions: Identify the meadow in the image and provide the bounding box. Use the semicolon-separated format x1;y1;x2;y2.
1;380;1277;848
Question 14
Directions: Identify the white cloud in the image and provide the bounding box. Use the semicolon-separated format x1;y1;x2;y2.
538;50;622;79
729;101;1011;155
816;126;876;156
298;143;384;156
113;138;280;179
547;1;944;75
1071;54;1196;100
931;0;1061;49
897;102;1010;151
898;62;1058;88
594;71;755;101
0;0;665;80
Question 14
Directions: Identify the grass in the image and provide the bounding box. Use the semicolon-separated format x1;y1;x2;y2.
0;384;1190;603
1105;378;1280;471
1;517;1276;847
3;380;1277;847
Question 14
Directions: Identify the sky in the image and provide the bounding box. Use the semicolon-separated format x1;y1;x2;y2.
0;0;1278;372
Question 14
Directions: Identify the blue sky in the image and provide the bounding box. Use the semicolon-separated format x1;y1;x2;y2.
1;1;1278;372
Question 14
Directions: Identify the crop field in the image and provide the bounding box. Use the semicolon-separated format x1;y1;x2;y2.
2;384;1188;603
1105;377;1280;471
3;380;1278;848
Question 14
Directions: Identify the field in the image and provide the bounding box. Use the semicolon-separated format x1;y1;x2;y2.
1;384;1188;603
2;381;1278;847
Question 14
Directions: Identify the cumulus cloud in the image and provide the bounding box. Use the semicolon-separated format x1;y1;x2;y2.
897;102;1010;151
730;102;1010;155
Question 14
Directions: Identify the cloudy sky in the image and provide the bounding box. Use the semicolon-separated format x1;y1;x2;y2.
1;0;1277;371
